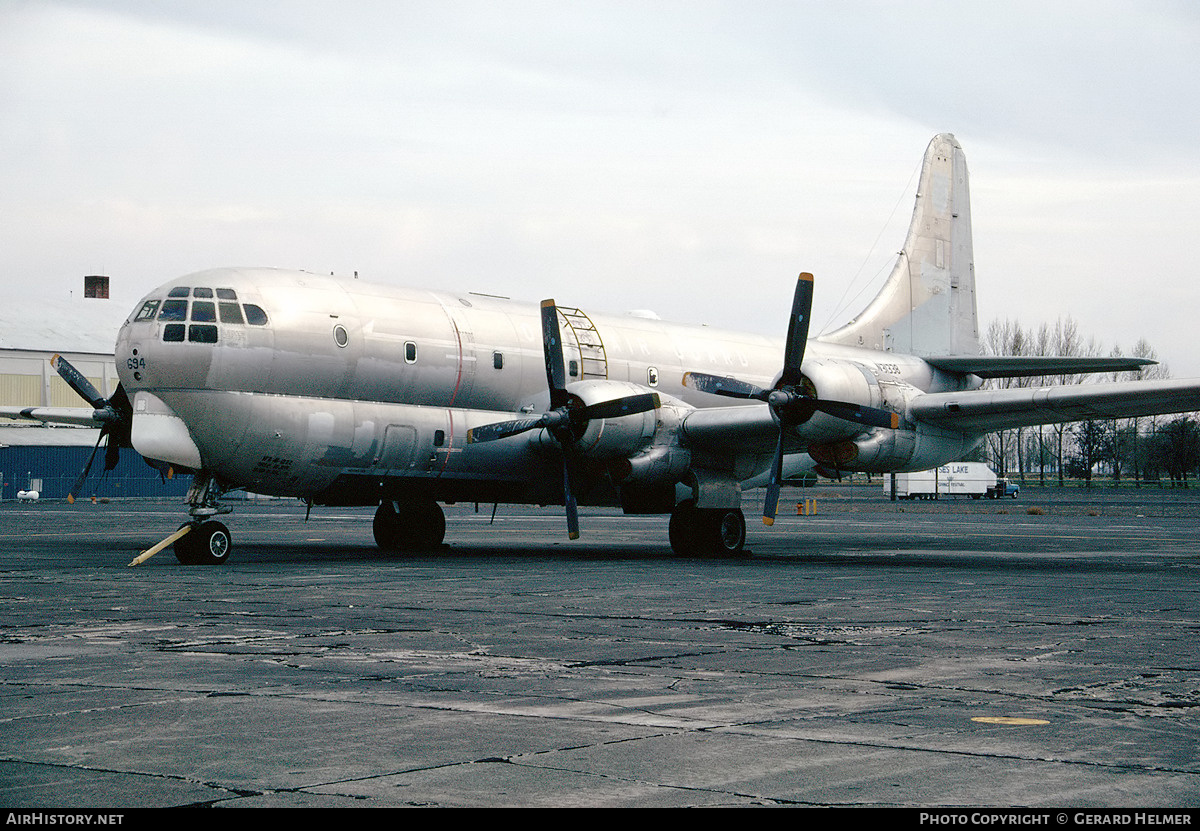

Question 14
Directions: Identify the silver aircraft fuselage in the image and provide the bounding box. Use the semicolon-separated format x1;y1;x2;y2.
113;267;978;507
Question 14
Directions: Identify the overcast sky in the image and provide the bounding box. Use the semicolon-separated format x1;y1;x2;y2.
3;0;1198;375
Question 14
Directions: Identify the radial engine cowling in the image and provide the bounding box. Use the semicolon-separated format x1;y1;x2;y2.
781;360;885;440
534;379;661;460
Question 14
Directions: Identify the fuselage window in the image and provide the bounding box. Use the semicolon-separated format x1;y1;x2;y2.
134;300;160;321
188;324;218;343
192;287;214;299
333;325;349;348
163;323;185;342
216;288;238;300
433;429;445;447
404;341;417;363
647;367;659;387
167;286;190;298
191;301;217;322
243;304;269;325
158;300;188;321
493;351;504;370
569;359;579;378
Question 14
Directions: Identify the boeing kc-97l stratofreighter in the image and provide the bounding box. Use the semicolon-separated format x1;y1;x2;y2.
7;134;1200;564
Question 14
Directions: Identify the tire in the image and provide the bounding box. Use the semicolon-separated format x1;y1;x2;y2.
669;502;746;557
668;500;699;556
374;501;445;550
175;521;232;565
707;508;746;557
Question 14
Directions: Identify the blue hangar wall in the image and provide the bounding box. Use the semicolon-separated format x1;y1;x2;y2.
0;443;193;501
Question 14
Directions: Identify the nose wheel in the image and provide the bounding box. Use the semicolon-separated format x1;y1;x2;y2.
173;521;232;565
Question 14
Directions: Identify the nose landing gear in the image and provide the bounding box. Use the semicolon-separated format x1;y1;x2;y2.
128;472;234;567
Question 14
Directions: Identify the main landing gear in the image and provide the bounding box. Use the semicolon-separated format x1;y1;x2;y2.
669;500;747;557
373;499;446;551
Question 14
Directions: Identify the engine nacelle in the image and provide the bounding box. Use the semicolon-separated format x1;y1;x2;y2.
779;359;887;442
607;392;693;486
809;422;983;474
535;379;661;461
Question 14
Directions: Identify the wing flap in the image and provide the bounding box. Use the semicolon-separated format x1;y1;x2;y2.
910;379;1200;434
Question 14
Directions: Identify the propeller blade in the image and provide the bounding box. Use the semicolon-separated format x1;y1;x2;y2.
682;372;767;400
562;460;580;540
541;300;570;409
813;399;900;429
67;429;105;504
762;431;785;526
51;354;107;409
104;428;121;471
467;417;542;444
780;273;813;387
578;392;660;421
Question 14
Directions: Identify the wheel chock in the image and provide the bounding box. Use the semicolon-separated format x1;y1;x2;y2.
128;524;193;567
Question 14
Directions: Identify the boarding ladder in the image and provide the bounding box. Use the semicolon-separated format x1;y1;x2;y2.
557;306;609;380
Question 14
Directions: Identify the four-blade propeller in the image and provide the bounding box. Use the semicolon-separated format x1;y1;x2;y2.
51;354;133;503
467;299;660;539
682;273;899;525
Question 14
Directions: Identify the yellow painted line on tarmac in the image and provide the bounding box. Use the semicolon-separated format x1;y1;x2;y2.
972;716;1050;726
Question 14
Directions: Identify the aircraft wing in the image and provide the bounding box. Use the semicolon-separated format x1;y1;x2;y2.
680;403;779;450
909;379;1200;434
0;406;107;428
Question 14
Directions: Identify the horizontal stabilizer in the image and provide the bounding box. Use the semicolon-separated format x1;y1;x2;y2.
924;355;1155;379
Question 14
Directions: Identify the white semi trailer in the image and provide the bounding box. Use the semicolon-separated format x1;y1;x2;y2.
884;463;1015;500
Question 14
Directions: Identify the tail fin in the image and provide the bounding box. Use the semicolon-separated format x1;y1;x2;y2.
821;133;979;357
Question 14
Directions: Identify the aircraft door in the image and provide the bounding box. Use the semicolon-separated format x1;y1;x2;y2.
374;424;418;477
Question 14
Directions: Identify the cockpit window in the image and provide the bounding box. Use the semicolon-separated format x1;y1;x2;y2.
219;302;244;324
167;286;190;298
158;299;188;321
216;288;237;300
192;287;213;299
188;325;218;343
190;301;216;322
163;323;185;342
243;304;269;325
134;300;160;321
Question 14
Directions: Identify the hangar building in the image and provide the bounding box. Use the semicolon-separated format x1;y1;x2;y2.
0;277;191;500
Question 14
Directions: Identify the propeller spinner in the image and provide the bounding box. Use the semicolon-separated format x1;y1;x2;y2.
467;300;660;539
682;273;899;525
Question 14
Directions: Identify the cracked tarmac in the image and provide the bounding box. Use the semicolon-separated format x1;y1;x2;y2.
1;485;1198;807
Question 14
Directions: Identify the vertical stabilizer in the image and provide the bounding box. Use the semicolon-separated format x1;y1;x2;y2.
821;133;979;357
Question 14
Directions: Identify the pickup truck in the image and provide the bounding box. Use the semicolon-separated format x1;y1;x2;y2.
987;478;1020;499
